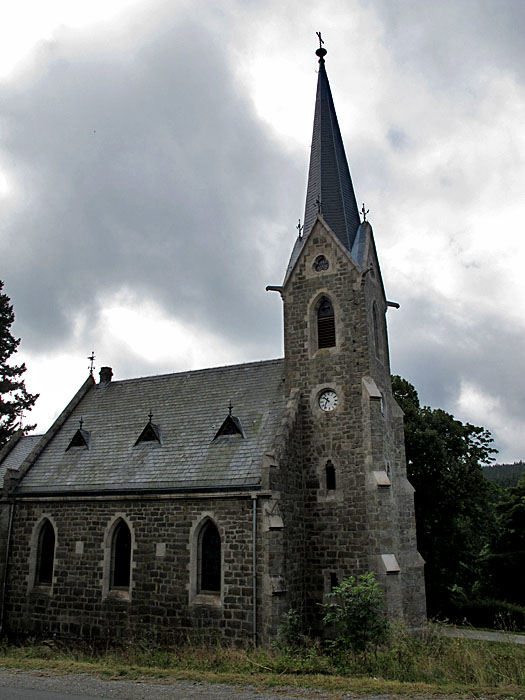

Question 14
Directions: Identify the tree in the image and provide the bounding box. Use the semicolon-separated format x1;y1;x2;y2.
321;573;389;654
392;375;496;618
0;280;38;447
479;474;525;606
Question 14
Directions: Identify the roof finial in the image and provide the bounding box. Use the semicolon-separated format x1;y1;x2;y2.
316;196;322;214
228;400;233;417
296;219;303;238
79;416;84;430
148;410;153;423
88;351;96;376
360;203;370;222
316;31;327;63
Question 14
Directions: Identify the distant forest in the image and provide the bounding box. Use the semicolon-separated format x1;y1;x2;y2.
482;461;525;487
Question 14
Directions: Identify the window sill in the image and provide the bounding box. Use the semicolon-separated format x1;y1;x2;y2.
106;588;131;602
192;592;221;608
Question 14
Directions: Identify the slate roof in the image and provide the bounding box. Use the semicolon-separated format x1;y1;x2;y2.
285;49;361;283
16;359;286;495
0;433;43;482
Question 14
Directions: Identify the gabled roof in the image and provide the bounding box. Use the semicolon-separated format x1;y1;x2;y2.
0;432;43;482
16;359;286;495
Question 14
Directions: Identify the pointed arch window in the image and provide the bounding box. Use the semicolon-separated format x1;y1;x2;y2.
111;520;132;590
36;519;55;586
198;520;221;593
317;297;336;348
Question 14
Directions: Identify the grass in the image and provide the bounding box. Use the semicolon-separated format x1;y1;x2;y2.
0;625;523;698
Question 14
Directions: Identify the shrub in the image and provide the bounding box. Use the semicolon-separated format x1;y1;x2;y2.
448;597;525;631
320;573;389;654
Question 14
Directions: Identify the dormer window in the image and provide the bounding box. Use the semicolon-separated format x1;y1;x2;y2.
66;418;90;451
134;411;161;446
317;297;336;348
213;403;245;441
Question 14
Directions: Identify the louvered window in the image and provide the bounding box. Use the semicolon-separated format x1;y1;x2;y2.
36;519;55;585
373;302;381;359
317;297;336;348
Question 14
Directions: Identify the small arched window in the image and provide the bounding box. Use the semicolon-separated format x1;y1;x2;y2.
372;302;381;359
199;520;221;593
325;460;336;491
36;519;55;586
317;297;336;348
111;520;132;590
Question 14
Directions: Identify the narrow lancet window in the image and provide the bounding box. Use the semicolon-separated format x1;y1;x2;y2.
36;520;55;586
325;460;336;491
317;297;336;348
111;520;131;589
199;521;221;593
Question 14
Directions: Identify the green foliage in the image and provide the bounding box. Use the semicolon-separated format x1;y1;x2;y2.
0;280;38;447
447;597;525;632
274;608;305;650
320;573;389;653
483;461;525;488
391;375;497;618
478;475;525;606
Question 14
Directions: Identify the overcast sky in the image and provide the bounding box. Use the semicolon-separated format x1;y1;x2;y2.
1;0;524;462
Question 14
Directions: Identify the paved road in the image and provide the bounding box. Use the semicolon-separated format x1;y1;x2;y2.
0;668;517;700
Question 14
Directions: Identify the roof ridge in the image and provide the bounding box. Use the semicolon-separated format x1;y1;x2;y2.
109;357;285;386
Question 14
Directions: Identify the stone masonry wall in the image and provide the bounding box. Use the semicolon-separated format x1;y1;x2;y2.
5;495;265;644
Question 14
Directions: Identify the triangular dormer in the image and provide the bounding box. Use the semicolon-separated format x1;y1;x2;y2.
134;414;162;446
66;419;90;451
213;414;245;440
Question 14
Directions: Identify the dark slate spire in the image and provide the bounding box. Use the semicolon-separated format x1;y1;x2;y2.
303;44;361;250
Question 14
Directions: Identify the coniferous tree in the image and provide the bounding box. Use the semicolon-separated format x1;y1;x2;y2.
0;280;38;447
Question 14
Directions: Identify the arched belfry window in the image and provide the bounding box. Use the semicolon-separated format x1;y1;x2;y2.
317;297;336;348
36;519;55;586
199;520;221;593
111;519;132;590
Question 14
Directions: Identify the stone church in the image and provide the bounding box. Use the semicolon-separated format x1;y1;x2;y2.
0;45;426;644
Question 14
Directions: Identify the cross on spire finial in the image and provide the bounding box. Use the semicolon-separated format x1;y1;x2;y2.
88;351;95;376
79;416;84;430
148;410;153;423
315;32;327;62
296;219;303;238
360;203;369;222
228;400;233;417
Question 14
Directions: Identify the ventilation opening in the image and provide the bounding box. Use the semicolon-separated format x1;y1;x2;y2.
111;521;131;589
317;297;336;348
325;460;336;490
199;521;221;593
36;520;55;585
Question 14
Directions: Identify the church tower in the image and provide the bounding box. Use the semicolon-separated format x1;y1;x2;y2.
278;43;426;628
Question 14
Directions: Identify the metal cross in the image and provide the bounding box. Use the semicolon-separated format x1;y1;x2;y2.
316;197;322;214
361;203;369;222
79;417;84;430
87;351;95;376
296;219;303;237
316;31;324;49
228;400;233;417
148;410;153;423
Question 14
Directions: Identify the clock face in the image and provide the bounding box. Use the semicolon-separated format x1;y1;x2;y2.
319;390;338;412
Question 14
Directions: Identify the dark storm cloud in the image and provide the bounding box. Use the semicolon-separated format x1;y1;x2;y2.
1;10;300;356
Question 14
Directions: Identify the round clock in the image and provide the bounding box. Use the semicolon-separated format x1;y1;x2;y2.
318;389;338;412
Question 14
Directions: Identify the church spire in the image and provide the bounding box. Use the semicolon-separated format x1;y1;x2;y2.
303;40;361;251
